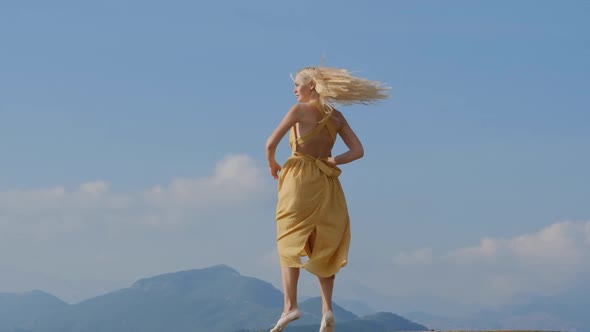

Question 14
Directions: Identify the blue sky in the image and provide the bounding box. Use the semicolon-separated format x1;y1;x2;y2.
1;0;589;316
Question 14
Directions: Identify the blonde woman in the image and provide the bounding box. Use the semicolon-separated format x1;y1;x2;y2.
266;66;389;332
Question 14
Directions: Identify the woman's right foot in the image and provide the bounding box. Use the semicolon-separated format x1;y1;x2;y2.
319;311;335;332
270;308;302;332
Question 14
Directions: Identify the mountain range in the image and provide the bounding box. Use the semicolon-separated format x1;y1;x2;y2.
404;285;590;332
0;265;428;332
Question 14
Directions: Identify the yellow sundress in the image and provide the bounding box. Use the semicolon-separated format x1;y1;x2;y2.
275;106;351;278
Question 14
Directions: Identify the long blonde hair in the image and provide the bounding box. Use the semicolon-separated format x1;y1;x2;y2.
294;66;390;110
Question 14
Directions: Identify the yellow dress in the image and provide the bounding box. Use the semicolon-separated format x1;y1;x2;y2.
276;107;351;278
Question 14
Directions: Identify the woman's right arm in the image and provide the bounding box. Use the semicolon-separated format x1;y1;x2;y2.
265;104;302;179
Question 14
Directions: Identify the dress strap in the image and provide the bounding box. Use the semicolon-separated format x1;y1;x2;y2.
325;119;337;141
296;115;331;146
295;104;337;146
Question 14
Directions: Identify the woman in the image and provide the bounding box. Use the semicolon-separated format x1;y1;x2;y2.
265;66;389;332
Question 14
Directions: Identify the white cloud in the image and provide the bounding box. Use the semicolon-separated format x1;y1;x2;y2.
0;154;277;302
444;221;590;268
0;154;271;235
79;181;110;196
144;154;267;210
391;221;590;305
393;247;433;266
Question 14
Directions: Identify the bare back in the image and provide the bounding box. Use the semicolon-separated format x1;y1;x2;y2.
294;103;346;158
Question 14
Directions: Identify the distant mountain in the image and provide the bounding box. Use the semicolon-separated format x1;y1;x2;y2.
503;285;590;331
405;286;590;332
20;265;285;332
362;311;429;330
333;297;377;316
0;290;67;331
1;265;428;332
406;309;578;332
293;296;358;325
405;311;462;330
243;311;429;332
334;280;479;317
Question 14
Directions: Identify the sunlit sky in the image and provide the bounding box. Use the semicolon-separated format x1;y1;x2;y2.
1;0;588;316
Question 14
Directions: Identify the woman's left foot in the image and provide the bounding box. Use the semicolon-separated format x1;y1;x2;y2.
270;308;302;332
319;311;335;332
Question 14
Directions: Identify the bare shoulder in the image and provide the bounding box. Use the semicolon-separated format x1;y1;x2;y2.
296;102;322;120
330;109;346;120
285;103;306;117
330;109;349;130
290;103;305;111
299;102;318;112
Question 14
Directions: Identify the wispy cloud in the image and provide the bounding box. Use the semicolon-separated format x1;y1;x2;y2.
144;154;267;210
445;221;590;267
0;154;276;301
394;247;433;266
392;221;590;304
0;154;272;236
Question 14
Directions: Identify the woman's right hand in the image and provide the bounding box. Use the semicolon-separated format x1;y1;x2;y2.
269;159;282;180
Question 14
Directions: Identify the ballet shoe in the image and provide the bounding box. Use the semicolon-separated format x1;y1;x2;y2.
319;311;335;332
270;308;302;332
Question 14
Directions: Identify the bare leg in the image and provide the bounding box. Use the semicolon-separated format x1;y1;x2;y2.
318;275;336;332
281;267;300;312
318;274;335;313
270;267;302;332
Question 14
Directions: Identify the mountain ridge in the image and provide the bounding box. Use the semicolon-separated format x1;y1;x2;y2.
0;265;427;332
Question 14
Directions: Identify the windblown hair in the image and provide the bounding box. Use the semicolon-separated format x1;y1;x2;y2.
295;66;390;109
